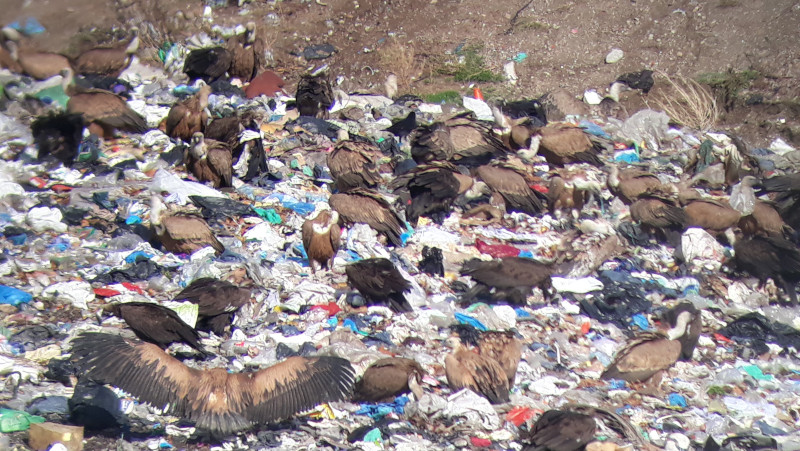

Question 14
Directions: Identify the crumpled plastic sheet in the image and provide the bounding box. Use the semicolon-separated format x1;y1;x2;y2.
621;109;670;151
25;207;67;233
284;280;336;312
442;389;500;430
40;281;95;310
680;227;725;271
149;169;226;203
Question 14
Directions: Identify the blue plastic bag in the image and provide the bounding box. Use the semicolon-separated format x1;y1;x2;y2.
0;286;32;307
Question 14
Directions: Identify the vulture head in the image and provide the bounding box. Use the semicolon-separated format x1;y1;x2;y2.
664;309;694;341
149;195;167;232
311;209;339;235
245;22;257;44
190;132;207;159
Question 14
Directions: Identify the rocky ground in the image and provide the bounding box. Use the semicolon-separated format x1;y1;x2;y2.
2;0;800;146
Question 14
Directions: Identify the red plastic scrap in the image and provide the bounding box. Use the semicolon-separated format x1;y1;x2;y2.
311;302;341;316
470;437;491;447
121;282;143;294
476;239;520;258
51;184;72;193
506;406;538;427
530;184;548;194
714;333;733;343
614;142;628;150
580;321;591;335
93;288;121;297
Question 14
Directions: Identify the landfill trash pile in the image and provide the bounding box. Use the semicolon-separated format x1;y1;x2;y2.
0;15;799;451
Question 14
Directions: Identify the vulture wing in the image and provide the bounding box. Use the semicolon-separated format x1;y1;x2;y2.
601;333;681;382
68;92;147;133
477;331;522;385
161;215;225;254
116;302;206;354
329;190;405;247
174;278;250;317
184;47;232;82
445;350;509;404
410;123;454;163
525;410;596;451
243;356;356;426
207;146;233;188
74;48;128;77
476;165;543;215
71;333;355;435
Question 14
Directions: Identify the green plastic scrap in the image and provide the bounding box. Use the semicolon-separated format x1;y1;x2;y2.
362;427;382;443
742;365;773;381
254;208;282;224
302;166;314;177
290;159;300;169
158;42;174;63
0;408;45;433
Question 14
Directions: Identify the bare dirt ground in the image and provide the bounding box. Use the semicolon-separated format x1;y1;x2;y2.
3;0;800;147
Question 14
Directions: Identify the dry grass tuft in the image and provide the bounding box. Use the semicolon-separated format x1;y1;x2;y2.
379;41;423;92
648;71;719;131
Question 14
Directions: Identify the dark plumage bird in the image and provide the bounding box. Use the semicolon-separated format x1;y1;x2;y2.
62;68;147;137
184;46;233;83
607;165;667;204
329;188;406;247
327;140;383;191
30;112;85;167
731;234;800;304
302;209;341;273
629;195;688;239
533;125;605;167
758;174;800;232
444;337;509;404
173;278;251;335
385;111;417;141
410;112;507;167
474;164;545;216
616;69;655;93
661;302;702;361
522;409;596;451
418;246;444;277
73;28;139;78
353;357;425;402
150;195;225;255
601;307;696;384
101;302;210;357
738;200;793;239
186;132;233;188
451;324;522;386
345;258;413;312
204;113;267;182
165;84;212;142
496;98;547;125
461;257;553;305
70;332;355;435
392;161;474;226
296;73;334;119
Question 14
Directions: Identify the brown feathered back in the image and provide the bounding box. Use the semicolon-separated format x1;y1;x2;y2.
445;344;510;404
475;164;544;216
327;140;383;191
600;332;682;382
353;357;425;402
536;125;604;167
70;333;355;434
67;89;148;136
329;188;405;247
73;30;138;77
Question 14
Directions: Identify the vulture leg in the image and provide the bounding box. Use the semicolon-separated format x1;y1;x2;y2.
777;276;798;305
